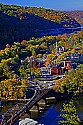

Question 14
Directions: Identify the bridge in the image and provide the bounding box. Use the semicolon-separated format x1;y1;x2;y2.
0;89;51;125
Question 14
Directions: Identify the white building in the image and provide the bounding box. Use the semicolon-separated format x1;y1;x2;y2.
19;118;38;125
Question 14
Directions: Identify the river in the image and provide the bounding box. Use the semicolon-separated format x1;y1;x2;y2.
40;25;83;37
37;96;83;125
81;24;83;28
0;96;83;125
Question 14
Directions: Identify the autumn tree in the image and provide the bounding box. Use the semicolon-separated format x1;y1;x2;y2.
59;100;81;125
53;67;83;95
21;40;27;45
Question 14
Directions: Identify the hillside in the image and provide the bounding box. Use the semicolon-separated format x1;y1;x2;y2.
0;3;81;48
66;11;83;24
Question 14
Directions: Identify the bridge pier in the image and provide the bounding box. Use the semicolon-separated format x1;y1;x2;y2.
35;103;40;113
44;98;48;104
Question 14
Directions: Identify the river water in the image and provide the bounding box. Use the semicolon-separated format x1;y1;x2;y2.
37;96;83;125
0;96;83;125
81;24;83;27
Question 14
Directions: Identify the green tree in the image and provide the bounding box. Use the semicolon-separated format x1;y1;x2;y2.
59;100;81;125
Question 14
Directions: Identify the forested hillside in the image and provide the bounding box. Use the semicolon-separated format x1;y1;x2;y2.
0;3;81;48
66;11;83;24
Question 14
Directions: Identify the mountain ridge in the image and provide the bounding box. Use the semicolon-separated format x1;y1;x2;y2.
0;3;81;48
66;10;83;24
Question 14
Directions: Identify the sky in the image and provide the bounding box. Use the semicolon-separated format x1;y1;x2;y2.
0;0;83;11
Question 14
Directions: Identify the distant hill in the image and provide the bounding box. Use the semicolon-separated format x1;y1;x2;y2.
0;3;81;48
66;11;83;24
